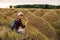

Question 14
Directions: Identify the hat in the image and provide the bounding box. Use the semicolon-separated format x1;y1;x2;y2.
18;12;24;16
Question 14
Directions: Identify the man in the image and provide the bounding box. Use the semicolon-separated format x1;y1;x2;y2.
9;12;29;33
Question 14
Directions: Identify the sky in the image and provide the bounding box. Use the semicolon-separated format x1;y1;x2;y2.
0;0;60;8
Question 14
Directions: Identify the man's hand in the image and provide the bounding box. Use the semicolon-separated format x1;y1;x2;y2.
25;18;29;25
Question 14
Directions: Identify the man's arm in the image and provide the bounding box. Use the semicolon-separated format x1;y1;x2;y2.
20;18;29;28
25;18;29;25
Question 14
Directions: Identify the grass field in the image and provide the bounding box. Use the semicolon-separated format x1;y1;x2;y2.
0;8;60;40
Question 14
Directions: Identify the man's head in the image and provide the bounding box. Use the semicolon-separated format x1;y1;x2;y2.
17;12;24;19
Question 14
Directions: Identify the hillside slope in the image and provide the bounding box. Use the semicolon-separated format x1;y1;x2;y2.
0;8;60;40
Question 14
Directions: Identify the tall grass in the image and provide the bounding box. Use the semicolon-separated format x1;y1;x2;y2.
42;10;60;25
0;8;60;40
33;9;48;17
0;26;48;40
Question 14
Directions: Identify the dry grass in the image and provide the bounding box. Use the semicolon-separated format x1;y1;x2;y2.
0;26;48;40
54;9;60;19
55;29;60;40
28;9;36;13
33;9;48;17
53;21;60;29
0;8;60;40
53;21;60;40
42;10;60;26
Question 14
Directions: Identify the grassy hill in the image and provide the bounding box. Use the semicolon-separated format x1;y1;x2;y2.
0;8;60;40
